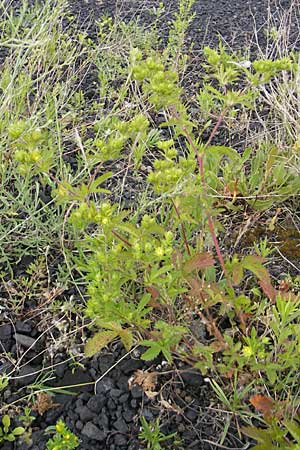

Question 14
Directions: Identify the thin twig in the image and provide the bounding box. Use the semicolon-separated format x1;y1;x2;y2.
171;199;191;256
275;246;300;272
202;439;250;450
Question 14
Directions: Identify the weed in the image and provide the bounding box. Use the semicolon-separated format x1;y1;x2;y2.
45;420;79;450
2;0;300;447
0;414;25;443
139;416;178;450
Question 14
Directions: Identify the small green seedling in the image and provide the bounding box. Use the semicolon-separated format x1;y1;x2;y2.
19;407;35;427
0;414;25;443
139;416;177;450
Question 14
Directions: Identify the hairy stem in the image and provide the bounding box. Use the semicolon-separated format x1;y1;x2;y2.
111;229;132;247
171;199;191;256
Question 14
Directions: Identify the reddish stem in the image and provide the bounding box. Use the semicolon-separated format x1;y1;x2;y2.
171;199;191;256
171;107;227;273
111;229;132;248
204;110;226;149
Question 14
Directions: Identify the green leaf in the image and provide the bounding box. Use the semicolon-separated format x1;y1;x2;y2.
89;172;112;190
242;255;269;281
250;198;277;211
84;330;118;357
206;145;241;162
12;427;25;436
137;293;151;312
148;265;174;282
2;415;10;432
265;367;277;385
241;426;273;443
141;343;161;361
119;328;134;351
241;147;252;163
162;348;172;363
6;434;16;441
283;420;300;443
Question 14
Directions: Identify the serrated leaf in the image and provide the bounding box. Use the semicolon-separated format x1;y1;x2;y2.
231;262;244;285
183;252;215;274
162;348;172;363
84;330;118;357
243;255;268;280
141;344;161;361
206;145;241;162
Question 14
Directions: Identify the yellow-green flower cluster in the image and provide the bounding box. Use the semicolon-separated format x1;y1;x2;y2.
131;229;174;262
132;56;181;108
95;202;114;226
148;139;195;193
69;202;97;229
9;121;52;175
93;114;149;163
252;57;296;84
94;134;127;161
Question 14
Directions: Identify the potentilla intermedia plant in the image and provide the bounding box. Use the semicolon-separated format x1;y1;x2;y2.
51;47;299;391
17;43;300;398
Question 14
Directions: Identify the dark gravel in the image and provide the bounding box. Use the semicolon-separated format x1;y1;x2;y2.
0;327;217;450
68;0;299;51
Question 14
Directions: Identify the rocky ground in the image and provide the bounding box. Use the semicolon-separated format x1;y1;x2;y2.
0;0;299;449
68;0;298;49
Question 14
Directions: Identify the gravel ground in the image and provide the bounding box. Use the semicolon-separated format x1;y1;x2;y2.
68;0;299;50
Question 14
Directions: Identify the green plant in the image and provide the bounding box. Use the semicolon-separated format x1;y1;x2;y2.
139;416;177;450
209;377;256;444
52;48;300;449
253;237;274;258
165;0;196;66
243;411;300;450
2;0;300;446
0;414;25;443
65;47;300;372
0;376;9;392
19;407;35;428
46;420;79;450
